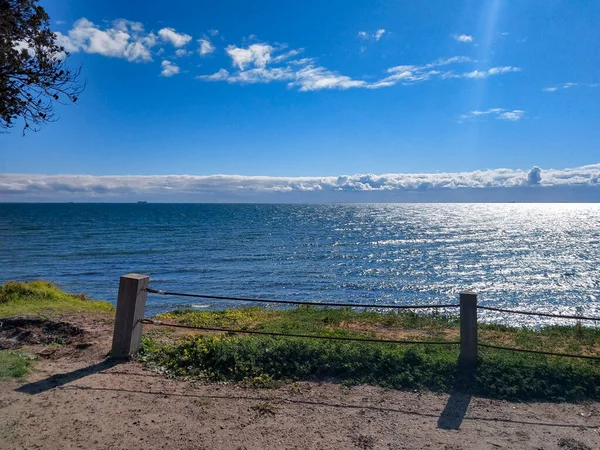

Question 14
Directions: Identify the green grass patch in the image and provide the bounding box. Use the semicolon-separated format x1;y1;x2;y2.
142;306;600;401
0;351;35;380
479;322;600;356
157;306;458;339
156;306;600;355
0;281;114;318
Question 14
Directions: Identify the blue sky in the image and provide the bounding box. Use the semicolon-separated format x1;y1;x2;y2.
1;0;599;201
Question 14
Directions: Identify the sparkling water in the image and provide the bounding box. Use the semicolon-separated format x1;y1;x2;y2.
1;203;598;325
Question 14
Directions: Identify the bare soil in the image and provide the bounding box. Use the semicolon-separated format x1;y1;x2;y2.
1;313;599;450
0;317;84;350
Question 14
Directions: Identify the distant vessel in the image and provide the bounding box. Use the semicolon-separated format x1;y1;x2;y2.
137;201;148;204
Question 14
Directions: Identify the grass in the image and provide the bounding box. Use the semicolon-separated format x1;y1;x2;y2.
479;322;600;356
156;306;458;340
0;281;114;318
156;306;600;355
0;351;35;380
140;306;600;402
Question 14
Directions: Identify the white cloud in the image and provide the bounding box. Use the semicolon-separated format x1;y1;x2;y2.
358;29;386;42
198;38;215;56
54;18;156;62
460;108;525;121
54;19;521;93
368;56;476;88
289;57;315;66
53;32;78;53
427;56;474;67
175;49;190;57
488;66;520;75
226;43;274;69
370;66;436;87
455;66;521;79
198;67;293;84
54;17;203;68
160;60;180;77
124;41;153;61
498;110;525;121
13;39;66;61
452;34;473;43
2;165;600;201
158;27;192;47
200;49;519;91
292;66;367;91
271;49;302;63
199;62;365;91
13;40;33;56
198;68;230;81
542;82;595;92
113;19;144;33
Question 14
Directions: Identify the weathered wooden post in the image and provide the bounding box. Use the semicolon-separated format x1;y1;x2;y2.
459;292;478;365
111;273;149;359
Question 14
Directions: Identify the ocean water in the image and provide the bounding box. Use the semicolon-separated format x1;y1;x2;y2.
1;203;599;325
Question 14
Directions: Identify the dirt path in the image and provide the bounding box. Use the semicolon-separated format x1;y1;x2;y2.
1;314;599;450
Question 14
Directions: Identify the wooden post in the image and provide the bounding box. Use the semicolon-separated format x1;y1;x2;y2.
111;273;149;359
459;292;478;365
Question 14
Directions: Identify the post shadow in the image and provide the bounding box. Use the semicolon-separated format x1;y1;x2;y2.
16;358;122;395
437;391;472;430
437;361;475;430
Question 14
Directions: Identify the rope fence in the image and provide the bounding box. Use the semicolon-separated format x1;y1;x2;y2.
145;288;600;322
477;305;600;322
144;287;460;310
139;318;600;361
139;318;459;345
111;274;600;364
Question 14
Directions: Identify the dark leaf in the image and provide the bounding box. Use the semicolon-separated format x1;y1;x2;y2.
0;0;83;133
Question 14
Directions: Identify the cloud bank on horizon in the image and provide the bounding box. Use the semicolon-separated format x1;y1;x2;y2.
2;165;600;202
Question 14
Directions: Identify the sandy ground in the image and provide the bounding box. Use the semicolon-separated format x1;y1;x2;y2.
1;314;600;450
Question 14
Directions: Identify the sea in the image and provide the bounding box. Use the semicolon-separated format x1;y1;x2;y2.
1;203;599;326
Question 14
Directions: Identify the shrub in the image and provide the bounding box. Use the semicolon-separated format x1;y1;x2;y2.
140;334;600;401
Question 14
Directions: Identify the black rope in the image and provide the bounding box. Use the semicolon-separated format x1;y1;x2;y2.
139;318;459;345
139;319;600;360
478;305;600;322
144;288;459;310
479;343;600;361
